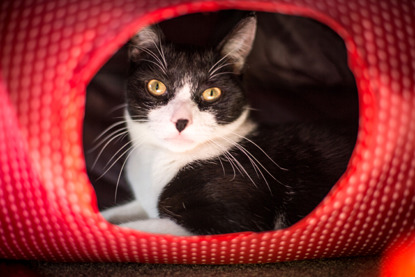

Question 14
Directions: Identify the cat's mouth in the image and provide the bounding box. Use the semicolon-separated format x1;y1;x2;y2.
165;134;195;145
162;134;198;152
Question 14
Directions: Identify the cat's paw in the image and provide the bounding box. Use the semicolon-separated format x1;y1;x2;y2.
100;208;127;225
100;201;149;225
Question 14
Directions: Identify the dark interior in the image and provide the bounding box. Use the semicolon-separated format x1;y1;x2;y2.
83;10;359;211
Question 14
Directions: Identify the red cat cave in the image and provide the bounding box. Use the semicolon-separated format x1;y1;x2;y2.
0;0;414;264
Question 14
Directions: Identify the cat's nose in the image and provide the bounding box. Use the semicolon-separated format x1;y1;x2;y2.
175;119;189;132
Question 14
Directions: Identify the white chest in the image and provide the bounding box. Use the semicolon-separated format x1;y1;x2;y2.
125;146;188;218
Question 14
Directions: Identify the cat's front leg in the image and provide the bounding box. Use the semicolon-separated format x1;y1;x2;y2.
120;218;193;236
100;200;148;225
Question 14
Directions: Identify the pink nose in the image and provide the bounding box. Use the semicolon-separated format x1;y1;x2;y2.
171;102;193;132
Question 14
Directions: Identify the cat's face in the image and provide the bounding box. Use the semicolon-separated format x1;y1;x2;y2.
126;16;256;153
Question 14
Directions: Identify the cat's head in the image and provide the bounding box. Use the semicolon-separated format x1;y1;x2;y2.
126;15;256;153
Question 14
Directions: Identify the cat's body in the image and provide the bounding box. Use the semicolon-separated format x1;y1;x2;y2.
101;16;355;236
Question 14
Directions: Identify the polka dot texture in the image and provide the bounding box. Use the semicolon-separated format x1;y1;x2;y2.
0;0;414;264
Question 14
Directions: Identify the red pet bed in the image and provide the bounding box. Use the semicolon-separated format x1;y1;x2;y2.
0;0;414;264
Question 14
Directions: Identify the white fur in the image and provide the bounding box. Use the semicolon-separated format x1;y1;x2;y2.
101;79;256;235
120;218;192;236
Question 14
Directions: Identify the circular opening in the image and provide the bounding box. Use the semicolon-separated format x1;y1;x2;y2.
83;10;358;236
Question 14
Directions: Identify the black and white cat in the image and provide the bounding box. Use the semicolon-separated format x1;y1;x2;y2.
101;15;355;236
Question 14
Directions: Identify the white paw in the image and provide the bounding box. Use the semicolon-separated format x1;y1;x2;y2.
120;218;193;236
100;201;149;225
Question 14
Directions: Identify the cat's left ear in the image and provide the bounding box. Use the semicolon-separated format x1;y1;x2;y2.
218;15;257;73
129;25;164;61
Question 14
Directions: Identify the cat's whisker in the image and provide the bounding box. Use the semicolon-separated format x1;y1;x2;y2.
101;140;132;172
208;48;240;80
231;132;289;171
88;127;129;154
220;136;271;190
136;46;162;65
223;135;286;190
209;139;257;187
91;130;130;169
108;104;128;115
137;46;167;75
246;107;260;112
208;53;228;74
128;115;149;121
231;142;262;178
132;119;149;123
115;114;148;122
207;140;237;180
141;59;168;76
209;71;236;79
153;40;168;71
137;46;164;66
209;62;233;78
92;121;128;144
208;48;236;74
114;144;138;203
227;150;257;187
96;140;136;184
217;156;226;176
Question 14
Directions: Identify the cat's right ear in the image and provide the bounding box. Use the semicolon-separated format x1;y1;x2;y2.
217;15;257;74
129;26;164;61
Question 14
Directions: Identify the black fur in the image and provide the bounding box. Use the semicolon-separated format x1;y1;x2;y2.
159;123;355;235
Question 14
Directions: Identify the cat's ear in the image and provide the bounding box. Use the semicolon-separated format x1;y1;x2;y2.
218;15;257;73
129;25;164;61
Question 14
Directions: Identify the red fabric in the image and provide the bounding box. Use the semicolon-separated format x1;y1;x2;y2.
0;0;414;263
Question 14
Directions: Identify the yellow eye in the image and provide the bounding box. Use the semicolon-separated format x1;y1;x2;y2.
147;79;167;96
202;87;221;102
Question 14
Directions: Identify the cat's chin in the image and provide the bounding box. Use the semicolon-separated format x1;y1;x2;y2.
162;136;198;153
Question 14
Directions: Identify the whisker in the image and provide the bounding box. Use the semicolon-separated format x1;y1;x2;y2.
136;46;167;75
131;119;149;123
88;127;129;154
232;132;288;171
92;121;128;144
209;62;233;78
114;145;138;203
208;54;227;74
91;130;129;169
141;59;168;75
96;141;133;181
208;48;238;80
102;139;132;171
209;139;257;187
208;49;235;74
208;140;237;181
221;137;268;189
209;71;236;79
217;156;226;176
236;139;287;190
108;104;128;115
246;107;260;112
153;40;168;71
232;141;272;192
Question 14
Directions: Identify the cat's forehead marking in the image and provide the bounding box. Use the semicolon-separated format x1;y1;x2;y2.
172;76;193;102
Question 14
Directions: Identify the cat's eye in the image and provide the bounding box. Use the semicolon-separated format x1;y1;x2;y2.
147;79;167;96
202;87;221;102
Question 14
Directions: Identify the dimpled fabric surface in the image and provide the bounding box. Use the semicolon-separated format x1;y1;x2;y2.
0;0;414;264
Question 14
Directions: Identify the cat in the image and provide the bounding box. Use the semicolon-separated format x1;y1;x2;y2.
100;15;355;236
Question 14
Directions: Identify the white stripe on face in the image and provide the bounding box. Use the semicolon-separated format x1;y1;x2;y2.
169;82;194;127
